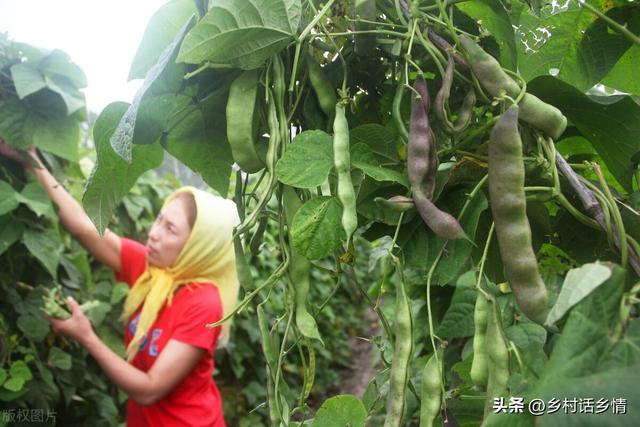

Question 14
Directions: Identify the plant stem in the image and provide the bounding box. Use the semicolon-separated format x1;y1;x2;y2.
578;0;640;46
298;0;336;42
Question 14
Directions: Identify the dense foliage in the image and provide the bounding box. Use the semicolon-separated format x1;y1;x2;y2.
2;0;640;426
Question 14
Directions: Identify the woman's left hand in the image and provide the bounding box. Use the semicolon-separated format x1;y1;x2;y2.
46;297;95;346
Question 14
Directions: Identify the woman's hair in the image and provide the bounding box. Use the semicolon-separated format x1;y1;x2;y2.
171;191;197;229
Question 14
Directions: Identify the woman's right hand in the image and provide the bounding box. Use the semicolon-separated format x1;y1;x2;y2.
0;140;39;169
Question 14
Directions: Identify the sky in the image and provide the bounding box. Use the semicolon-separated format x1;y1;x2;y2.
0;0;168;113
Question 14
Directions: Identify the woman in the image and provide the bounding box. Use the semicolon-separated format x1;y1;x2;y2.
0;141;239;427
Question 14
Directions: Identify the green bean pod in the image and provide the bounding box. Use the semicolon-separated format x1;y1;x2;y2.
333;102;358;243
460;35;567;140
393;70;409;142
470;292;489;388
307;54;337;119
420;349;443;427
413;187;466;240
489;106;549;324
435;52;476;134
234;236;254;290
484;300;509;418
283;186;323;343
226;69;265;173
383;274;413;427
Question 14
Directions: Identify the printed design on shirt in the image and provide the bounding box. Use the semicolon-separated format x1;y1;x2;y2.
149;328;163;357
128;313;162;357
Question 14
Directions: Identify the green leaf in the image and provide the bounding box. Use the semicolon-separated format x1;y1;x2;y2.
43;74;86;116
111;282;129;305
276;130;334;188
128;0;197;80
83;102;164;234
0;215;24;256
350;124;399;162
517;3;639;92
48;347;72;370
177;0;302;69
161;93;233;196
528;76;640;192
312;394;367;427
30;112;80;161
434;188;488;283
505;321;547;351
3;377;25;392
17;182;53;217
22;228;63;279
291;196;343;260
0;99;31;149
457;0;517;70
437;271;478;338
10;63;47;99
39;49;87;88
9;360;33;382
545;262;612;326
602;45;640;95
0;369;6;386
111;16;195;162
350;143;408;187
0;181;19;215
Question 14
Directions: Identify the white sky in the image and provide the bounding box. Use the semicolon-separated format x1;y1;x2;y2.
0;0;168;113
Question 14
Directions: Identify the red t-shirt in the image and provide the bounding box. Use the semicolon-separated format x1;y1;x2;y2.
115;238;226;427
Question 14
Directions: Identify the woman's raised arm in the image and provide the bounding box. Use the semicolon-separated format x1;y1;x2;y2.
0;141;122;272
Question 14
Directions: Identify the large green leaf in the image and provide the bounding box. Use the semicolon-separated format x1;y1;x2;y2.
528;76;640;192
128;0;197;80
0;97;79;159
0;215;24;256
22;228;63;279
276;130;334;188
602;45;640;95
161;94;233;197
516;3;639;92
177;0;302;69
39;49;88;89
0;181;19;215
83;102;164;234
457;0;517;70
350;124;399;162
43;74;86;116
545;263;611;326
48;347;72;370
110;15;195;162
291;196;343;260
0;99;31;149
436;271;478;339
350;143;408;188
312;394;367;427
17;182;53;217
10;63;47;99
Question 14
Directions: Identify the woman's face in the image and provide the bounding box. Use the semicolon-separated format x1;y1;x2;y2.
146;198;193;268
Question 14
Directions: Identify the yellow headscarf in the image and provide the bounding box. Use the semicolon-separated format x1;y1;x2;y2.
120;186;240;362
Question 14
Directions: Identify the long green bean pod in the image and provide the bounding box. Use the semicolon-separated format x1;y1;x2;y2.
419;349;443;427
283;186;323;343
484;300;509;418
226;69;264;173
383;272;413;427
489;106;548;324
435;52;476;134
460;35;567;140
307;54;336;120
333;102;358;243
408;77;465;240
470;292;489;388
